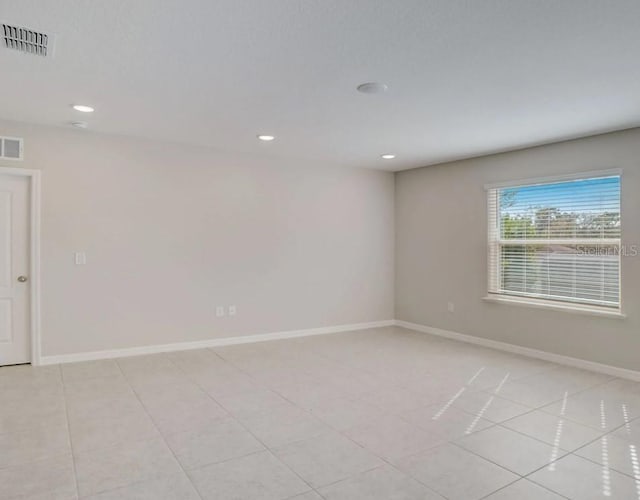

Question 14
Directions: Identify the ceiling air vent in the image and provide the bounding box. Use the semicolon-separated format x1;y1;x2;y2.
2;23;51;56
0;137;24;160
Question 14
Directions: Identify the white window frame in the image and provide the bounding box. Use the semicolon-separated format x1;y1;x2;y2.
484;169;624;318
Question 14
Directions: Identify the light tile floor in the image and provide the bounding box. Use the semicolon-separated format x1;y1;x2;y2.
1;326;639;499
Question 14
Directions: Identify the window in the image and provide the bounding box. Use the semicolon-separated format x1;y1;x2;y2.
487;172;621;312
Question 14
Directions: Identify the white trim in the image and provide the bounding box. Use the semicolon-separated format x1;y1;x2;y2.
395;320;640;382
37;317;640;380
484;168;621;190
486;168;623;312
482;295;625;318
0;167;41;365
38;320;395;365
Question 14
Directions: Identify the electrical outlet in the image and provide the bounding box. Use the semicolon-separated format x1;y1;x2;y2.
215;306;225;317
447;302;455;313
228;305;237;316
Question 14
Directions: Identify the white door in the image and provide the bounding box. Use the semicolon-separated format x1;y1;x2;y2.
0;173;30;365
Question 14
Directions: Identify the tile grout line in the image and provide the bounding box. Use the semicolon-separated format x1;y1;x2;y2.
206;347;450;498
449;394;629;480
489;397;640;481
477;476;573;500
59;364;82;499
448;439;535;479
168;351;325;498
112;357;206;500
207;347;449;499
210;340;587;497
450;410;635;481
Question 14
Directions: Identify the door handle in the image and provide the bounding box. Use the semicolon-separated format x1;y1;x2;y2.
17;276;27;283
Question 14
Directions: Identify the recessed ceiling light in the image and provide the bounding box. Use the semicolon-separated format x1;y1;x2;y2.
381;154;396;159
70;121;88;129
257;135;275;141
357;82;388;94
72;104;94;113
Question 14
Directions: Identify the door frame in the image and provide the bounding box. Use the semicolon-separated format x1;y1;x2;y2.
0;167;41;365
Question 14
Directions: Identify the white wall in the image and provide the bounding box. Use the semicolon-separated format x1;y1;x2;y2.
0;120;395;357
395;128;640;371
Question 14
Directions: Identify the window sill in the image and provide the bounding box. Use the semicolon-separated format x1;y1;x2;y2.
482;295;626;319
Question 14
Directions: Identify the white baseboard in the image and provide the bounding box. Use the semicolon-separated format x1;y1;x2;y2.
37;320;395;366
395;320;640;382
39;318;640;381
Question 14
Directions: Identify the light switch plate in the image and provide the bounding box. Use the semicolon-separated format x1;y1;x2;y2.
228;305;237;316
74;252;86;265
215;306;225;317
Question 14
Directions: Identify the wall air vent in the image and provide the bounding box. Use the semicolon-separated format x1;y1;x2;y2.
0;137;24;160
2;23;51;56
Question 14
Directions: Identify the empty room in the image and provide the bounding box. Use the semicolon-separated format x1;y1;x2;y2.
1;1;639;499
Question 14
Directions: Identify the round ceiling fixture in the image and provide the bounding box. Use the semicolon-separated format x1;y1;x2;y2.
72;104;94;113
257;135;275;141
70;121;88;129
357;82;388;94
381;154;396;160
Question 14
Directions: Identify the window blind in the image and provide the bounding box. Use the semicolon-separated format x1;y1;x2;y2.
487;174;621;309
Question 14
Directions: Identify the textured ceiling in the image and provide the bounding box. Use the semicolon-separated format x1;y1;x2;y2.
1;0;639;171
